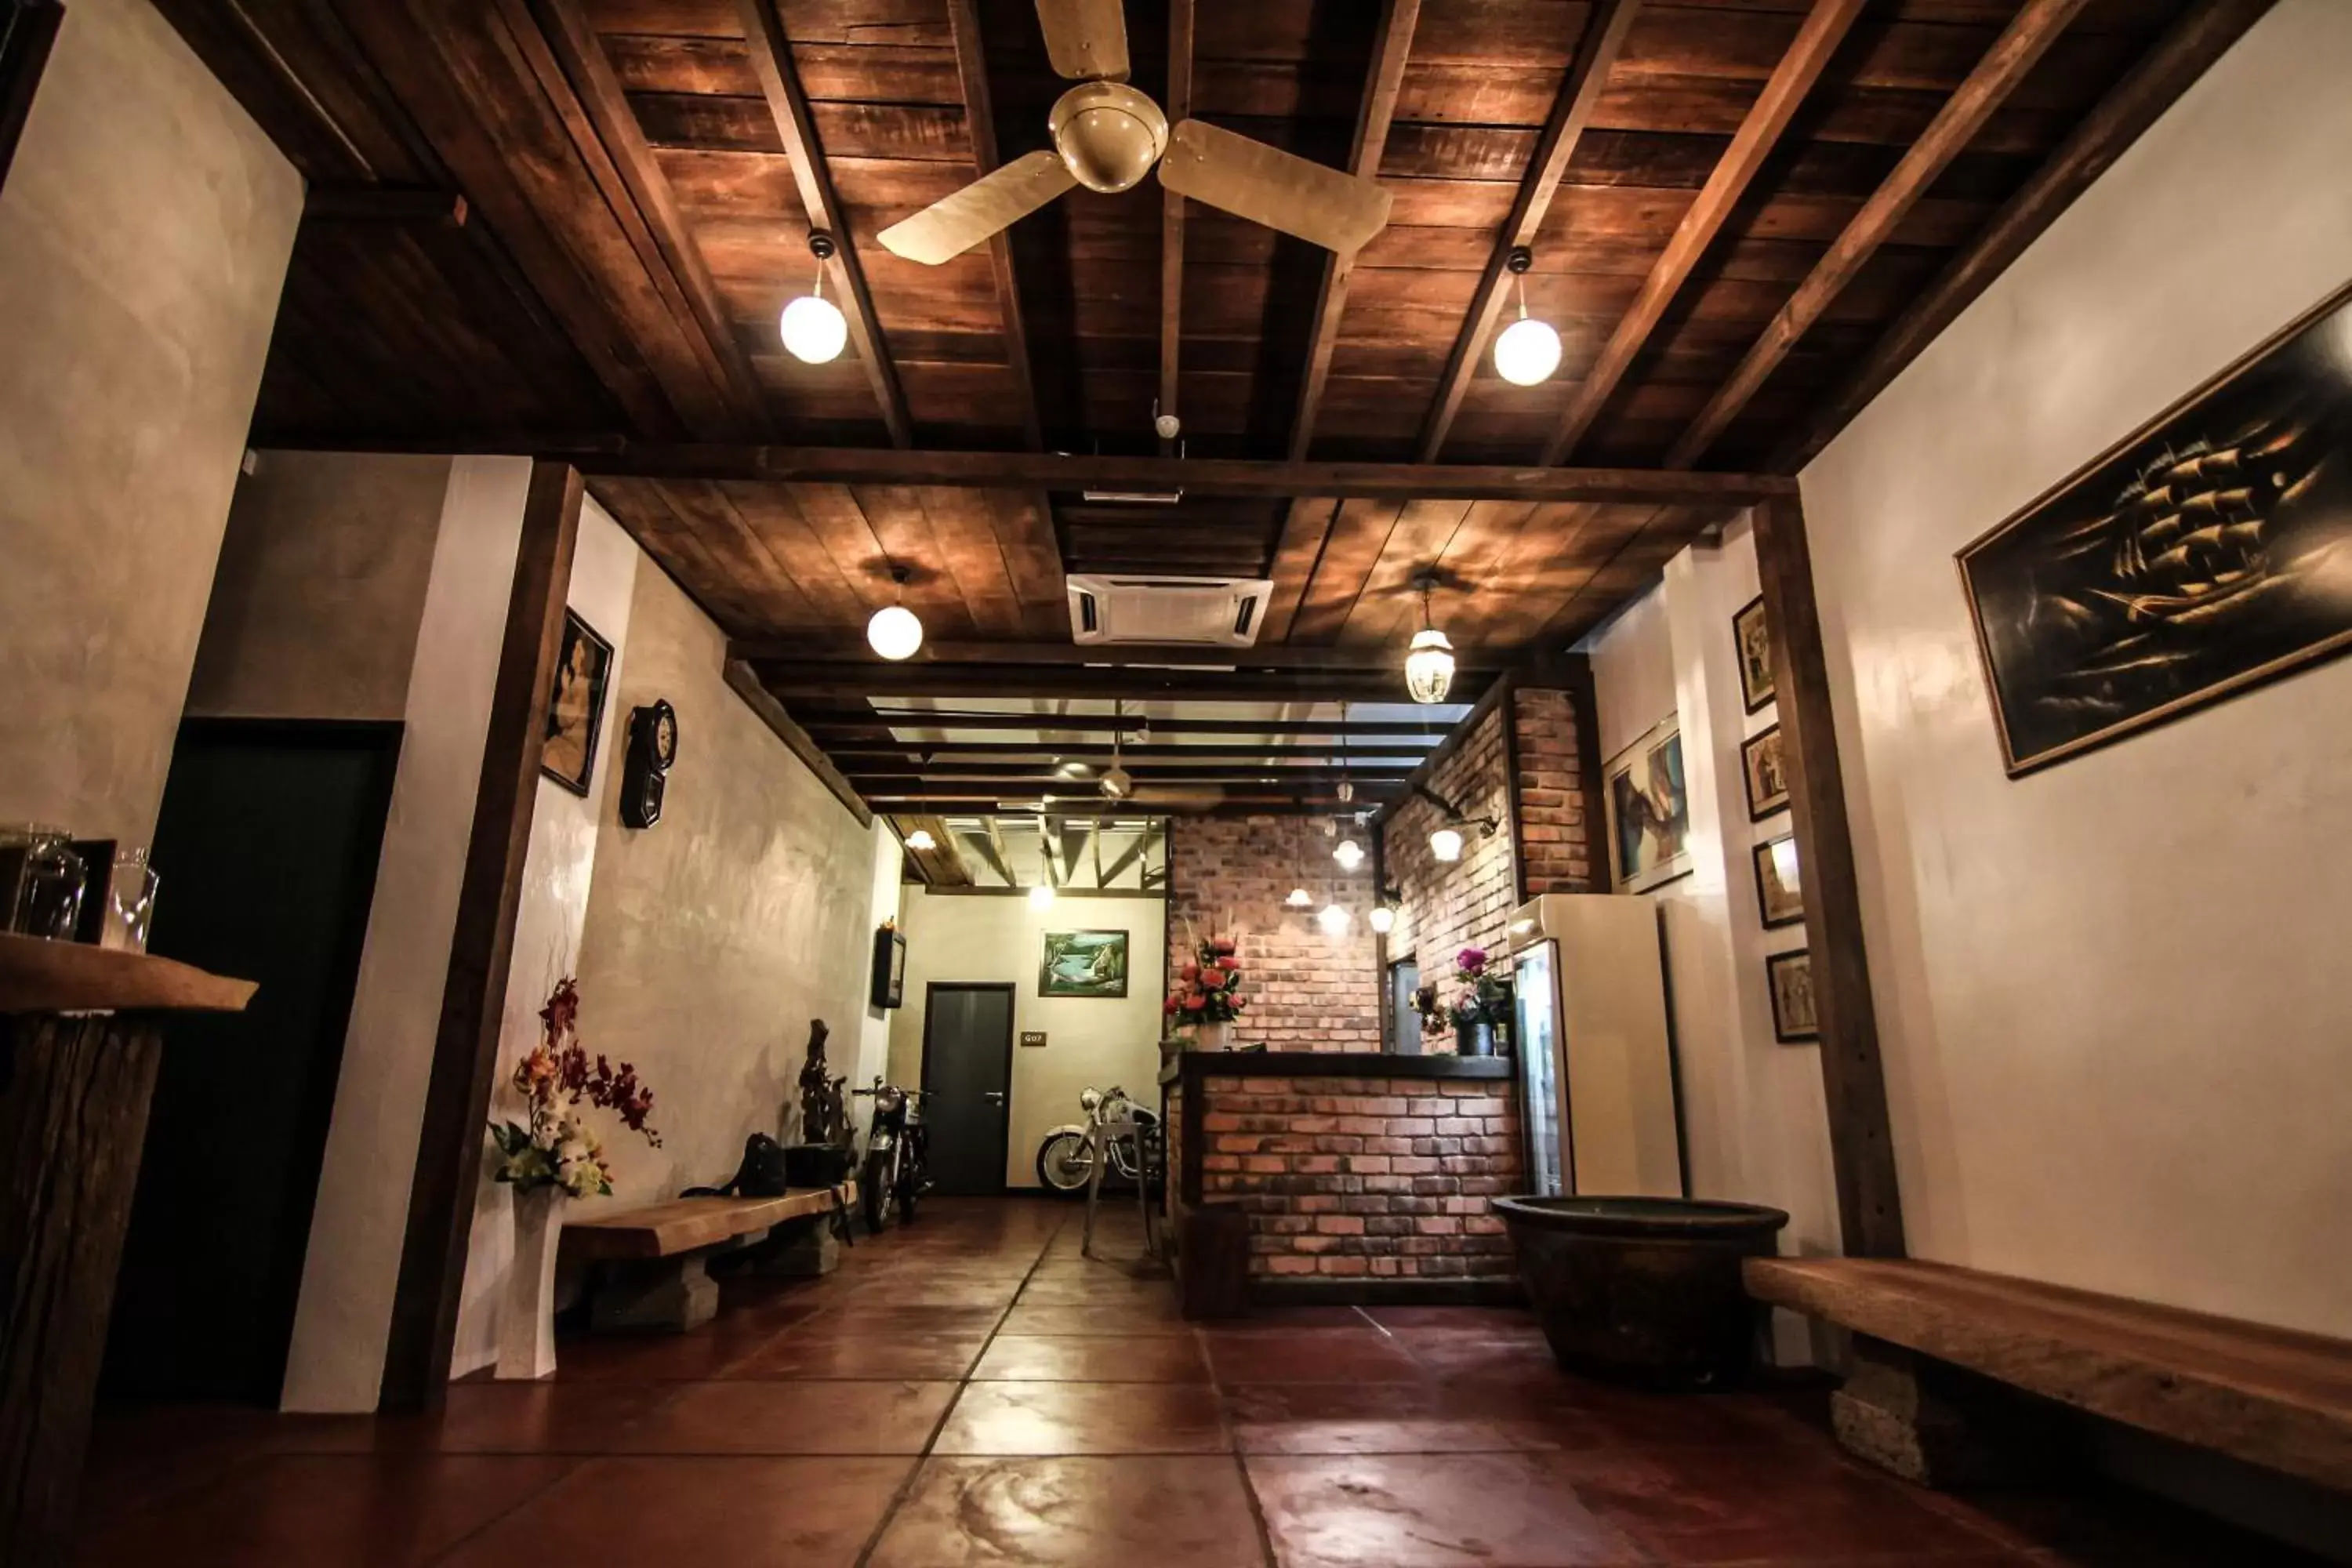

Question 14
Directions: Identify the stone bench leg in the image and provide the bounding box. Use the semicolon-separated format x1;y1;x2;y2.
590;1251;721;1333
746;1212;840;1278
1832;1334;2075;1487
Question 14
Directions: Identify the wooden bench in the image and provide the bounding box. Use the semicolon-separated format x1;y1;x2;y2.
1747;1257;2352;1493
561;1185;851;1331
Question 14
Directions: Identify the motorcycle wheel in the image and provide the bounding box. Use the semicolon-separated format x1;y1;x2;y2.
1035;1131;1093;1198
862;1148;895;1234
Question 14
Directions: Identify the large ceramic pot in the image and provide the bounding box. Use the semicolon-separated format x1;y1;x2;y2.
1491;1195;1789;1389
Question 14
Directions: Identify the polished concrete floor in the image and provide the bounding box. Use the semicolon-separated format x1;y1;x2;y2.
80;1198;2318;1566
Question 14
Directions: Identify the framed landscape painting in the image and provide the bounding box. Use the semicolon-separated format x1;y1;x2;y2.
1040;930;1129;999
1602;714;1693;894
1959;278;2352;776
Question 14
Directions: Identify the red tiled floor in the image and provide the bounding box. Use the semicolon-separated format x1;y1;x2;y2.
867;1456;1266;1566
73;1198;2328;1568
435;1455;909;1568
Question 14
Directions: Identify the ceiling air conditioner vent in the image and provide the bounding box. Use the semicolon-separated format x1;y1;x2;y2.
1065;574;1272;647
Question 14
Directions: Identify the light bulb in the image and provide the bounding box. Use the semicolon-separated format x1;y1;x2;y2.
1029;883;1056;909
1494;314;1562;386
867;603;924;661
906;829;937;851
1317;902;1351;935
780;292;848;364
1368;905;1396;935
1100;765;1132;800
1429;827;1465;862
1333;837;1364;872
1405;626;1456;705
1286;887;1312;909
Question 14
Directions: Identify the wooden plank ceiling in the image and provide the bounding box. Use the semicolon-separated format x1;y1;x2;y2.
157;0;2263;813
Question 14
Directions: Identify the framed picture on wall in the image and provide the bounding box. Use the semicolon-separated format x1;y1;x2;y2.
1733;594;1775;713
1958;278;2352;777
1740;724;1789;820
1602;714;1692;894
1752;835;1803;930
870;924;906;1010
1040;930;1129;999
1766;949;1817;1044
541;609;613;797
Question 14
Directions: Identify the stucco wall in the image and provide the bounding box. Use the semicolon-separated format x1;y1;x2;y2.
1798;0;2352;1338
889;890;1168;1189
0;0;299;842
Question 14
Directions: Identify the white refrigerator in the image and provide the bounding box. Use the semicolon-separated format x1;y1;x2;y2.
1508;894;1685;1197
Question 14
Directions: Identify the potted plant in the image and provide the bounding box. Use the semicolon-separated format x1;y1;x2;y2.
1165;929;1247;1051
486;977;659;1379
1410;948;1515;1056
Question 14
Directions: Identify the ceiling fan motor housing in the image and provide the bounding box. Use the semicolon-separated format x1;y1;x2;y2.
1050;81;1169;192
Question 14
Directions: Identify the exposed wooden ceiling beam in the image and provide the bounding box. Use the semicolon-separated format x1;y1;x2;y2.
568;445;1793;503
722;659;872;827
1099;827;1156;886
846;763;1419;782
1769;0;2278;474
891;813;972;886
530;0;768;435
962;827;1014;884
733;0;912;448
753;666;1482;704
1160;0;1193;452
866;793;1381;816
1288;0;1421;462
1664;0;2093;470
1414;0;1642;462
1062;820;1086;884
945;0;1042;453
1541;0;1867;465
803;713;1458;738
826;743;1438;761
735;638;1513;671
303;184;470;227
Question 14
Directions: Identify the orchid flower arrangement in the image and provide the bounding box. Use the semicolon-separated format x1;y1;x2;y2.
488;978;662;1198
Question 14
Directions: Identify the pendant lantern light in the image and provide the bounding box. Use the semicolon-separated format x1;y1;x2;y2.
1100;699;1134;800
1286;815;1313;908
868;562;924;661
780;231;850;365
1317;902;1351;935
1368;904;1396;935
1491;246;1562;387
1404;569;1456;705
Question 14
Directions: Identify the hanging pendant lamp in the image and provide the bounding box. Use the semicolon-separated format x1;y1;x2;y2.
1404;569;1456;705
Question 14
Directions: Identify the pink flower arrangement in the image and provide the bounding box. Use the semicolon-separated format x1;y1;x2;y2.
1166;931;1247;1026
488;978;662;1197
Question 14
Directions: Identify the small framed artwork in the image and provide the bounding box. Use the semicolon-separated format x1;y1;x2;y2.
1040;929;1130;999
1740;724;1789;820
541;609;614;797
870;924;907;1010
1733;593;1775;713
1766;949;1817;1044
1752;835;1802;930
1602;713;1692;894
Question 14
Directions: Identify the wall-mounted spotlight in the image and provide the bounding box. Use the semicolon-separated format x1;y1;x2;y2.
1417;783;1498;864
1492;245;1561;387
781;231;849;364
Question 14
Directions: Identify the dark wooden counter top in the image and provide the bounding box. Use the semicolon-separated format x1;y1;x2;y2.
1160;1051;1512;1087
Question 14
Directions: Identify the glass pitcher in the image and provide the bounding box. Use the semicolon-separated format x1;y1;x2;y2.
0;825;87;939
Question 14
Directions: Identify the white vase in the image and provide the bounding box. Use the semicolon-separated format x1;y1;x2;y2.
496;1185;564;1381
1192;1020;1232;1052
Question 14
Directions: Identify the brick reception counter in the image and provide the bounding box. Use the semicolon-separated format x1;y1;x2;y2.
1161;1051;1526;1308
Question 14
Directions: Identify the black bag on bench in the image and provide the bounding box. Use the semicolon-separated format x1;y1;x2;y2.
683;1133;792;1198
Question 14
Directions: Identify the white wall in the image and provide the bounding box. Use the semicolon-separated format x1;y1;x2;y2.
281;457;532;1412
890;891;1168;1189
0;0;299;842
1798;0;2352;1338
452;497;640;1378
853;824;908;1136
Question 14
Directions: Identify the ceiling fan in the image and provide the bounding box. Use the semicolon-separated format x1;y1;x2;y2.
877;0;1394;267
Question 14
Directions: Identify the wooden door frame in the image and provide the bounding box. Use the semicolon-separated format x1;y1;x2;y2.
918;980;1015;1196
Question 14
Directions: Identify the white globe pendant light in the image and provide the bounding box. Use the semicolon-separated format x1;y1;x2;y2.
905;828;937;851
1368;904;1396;935
867;563;924;661
1333;836;1364;872
1317;902;1351;935
1029;882;1056;909
1403;570;1455;705
781;231;849;365
1491;246;1560;387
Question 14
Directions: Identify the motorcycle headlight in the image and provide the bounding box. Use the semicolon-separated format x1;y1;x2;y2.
1080;1088;1102;1111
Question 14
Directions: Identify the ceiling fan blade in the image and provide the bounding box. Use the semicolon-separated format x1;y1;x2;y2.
1129;783;1228;811
1158;119;1393;255
877;151;1079;266
1035;0;1130;82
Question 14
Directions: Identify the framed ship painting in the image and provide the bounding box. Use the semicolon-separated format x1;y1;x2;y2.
1959;278;2352;776
1602;714;1692;894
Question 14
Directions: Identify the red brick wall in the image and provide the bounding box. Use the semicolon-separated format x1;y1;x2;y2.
1167;816;1381;1051
1377;685;1598;1048
1196;1072;1521;1279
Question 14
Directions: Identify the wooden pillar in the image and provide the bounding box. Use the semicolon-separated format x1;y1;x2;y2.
1751;494;1907;1259
379;460;583;1410
0;0;65;194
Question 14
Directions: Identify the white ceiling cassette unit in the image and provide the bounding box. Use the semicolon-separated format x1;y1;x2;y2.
1065;574;1272;647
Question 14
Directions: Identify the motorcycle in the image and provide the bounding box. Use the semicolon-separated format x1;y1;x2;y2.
852;1076;931;1232
1035;1084;1161;1199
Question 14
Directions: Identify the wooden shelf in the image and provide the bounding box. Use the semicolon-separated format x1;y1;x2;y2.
0;932;256;1016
